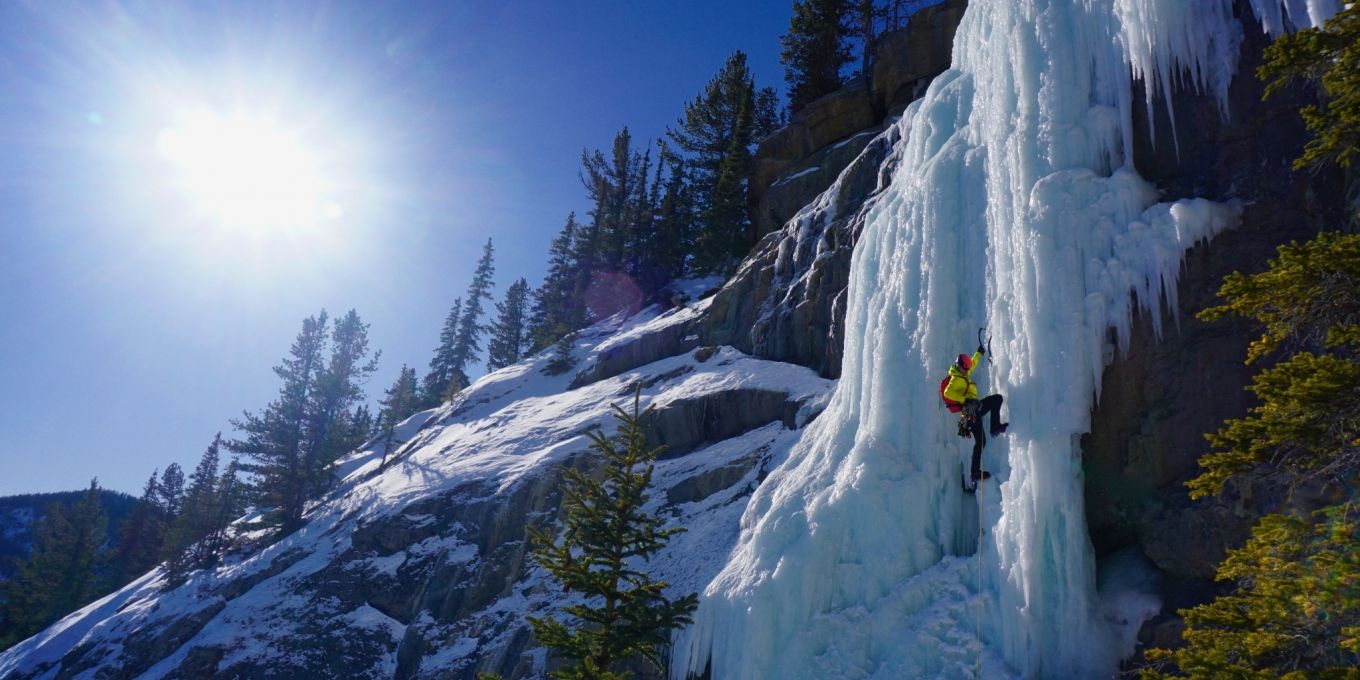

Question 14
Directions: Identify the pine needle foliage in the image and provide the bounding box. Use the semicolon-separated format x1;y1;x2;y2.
526;389;698;679
1191;232;1360;498
1150;237;1360;677
1259;4;1360;171
1141;507;1360;679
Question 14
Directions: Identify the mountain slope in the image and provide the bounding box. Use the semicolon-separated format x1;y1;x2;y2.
0;301;831;679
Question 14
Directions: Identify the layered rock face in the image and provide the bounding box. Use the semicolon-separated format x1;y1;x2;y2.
1081;19;1346;580
705;123;903;379
748;0;966;239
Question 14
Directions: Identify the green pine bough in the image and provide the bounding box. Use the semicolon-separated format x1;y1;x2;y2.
525;387;698;679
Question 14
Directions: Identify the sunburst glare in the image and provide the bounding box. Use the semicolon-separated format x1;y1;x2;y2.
156;110;341;233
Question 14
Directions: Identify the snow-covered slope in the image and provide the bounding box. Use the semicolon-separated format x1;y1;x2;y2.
0;301;832;679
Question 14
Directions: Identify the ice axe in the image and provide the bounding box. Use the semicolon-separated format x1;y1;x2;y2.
978;327;992;365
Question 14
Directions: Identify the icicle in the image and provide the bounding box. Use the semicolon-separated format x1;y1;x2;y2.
675;1;1331;679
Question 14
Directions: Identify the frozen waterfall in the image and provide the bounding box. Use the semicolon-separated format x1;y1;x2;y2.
675;0;1335;678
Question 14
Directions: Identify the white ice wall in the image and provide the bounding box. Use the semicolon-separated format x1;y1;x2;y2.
676;1;1333;678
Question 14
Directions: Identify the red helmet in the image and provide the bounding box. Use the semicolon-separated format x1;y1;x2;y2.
957;353;972;370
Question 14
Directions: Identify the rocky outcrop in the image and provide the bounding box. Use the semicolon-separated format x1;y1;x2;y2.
870;0;966;116
1081;10;1345;582
749;0;966;239
569;307;705;389
707;123;903;378
751;83;880;238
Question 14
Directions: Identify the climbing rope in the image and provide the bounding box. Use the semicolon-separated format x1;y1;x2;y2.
974;326;991;678
975;480;985;679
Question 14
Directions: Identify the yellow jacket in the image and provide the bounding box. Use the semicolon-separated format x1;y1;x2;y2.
943;350;983;404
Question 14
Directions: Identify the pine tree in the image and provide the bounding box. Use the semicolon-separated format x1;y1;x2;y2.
163;435;223;583
346;404;375;449
199;458;244;565
695;85;756;273
1143;236;1360;675
544;332;578;377
228;311;329;533
423;240;497;404
447;238;497;393
852;0;883;79
377;365;421;467
1259;3;1360;171
581;129;647;276
526;389;698;678
112;471;165;585
487;278;532;370
423;297;464;406
781;0;854;113
1188;232;1360;498
1141;508;1360;678
157;463;186;520
531;214;585;351
0;481;109;649
1140;31;1360;673
303;309;380;497
651;149;695;285
668;51;779;274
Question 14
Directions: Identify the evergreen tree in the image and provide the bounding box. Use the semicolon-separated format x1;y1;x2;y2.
527;390;698;678
1142;232;1360;676
1259;3;1360;171
377;365;421;467
852;0;884;79
0;480;108;649
487;278;532;370
228;311;329;533
447;238;497;393
112;471;165;585
650;149;695;285
303;309;380;497
531;214;585;351
1141;30;1360;673
163;435;223;582
423;298;464;406
781;0;854;112
581;129;646;276
157;463;186;520
200;458;244;565
1188;232;1360;498
668;52;779;274
544;332;578;377
1142;508;1360;678
347;404;375;449
423;240;497;404
695;86;756;273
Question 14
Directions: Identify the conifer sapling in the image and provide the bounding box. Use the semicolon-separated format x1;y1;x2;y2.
527;387;698;679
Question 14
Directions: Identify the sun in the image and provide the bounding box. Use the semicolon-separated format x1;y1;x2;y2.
156;110;341;232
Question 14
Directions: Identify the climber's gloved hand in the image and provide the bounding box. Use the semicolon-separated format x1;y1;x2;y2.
977;344;986;355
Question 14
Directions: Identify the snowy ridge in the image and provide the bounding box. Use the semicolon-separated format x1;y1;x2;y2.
0;302;832;679
676;1;1332;679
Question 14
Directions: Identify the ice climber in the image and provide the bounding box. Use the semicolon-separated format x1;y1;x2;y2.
939;344;1007;490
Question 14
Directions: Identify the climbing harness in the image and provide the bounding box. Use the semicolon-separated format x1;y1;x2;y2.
957;400;978;439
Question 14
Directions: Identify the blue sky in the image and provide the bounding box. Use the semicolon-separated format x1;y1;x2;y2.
0;0;791;496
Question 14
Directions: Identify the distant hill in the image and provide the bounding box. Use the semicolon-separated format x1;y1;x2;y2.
0;490;138;580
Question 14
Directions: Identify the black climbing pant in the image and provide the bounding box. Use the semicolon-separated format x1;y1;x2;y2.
967;394;1004;479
